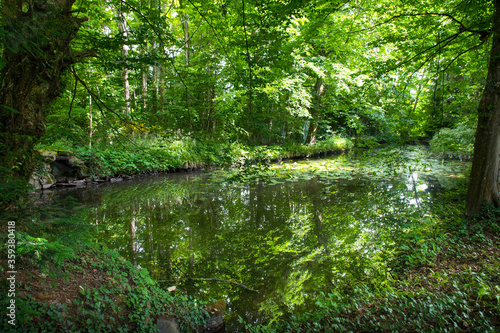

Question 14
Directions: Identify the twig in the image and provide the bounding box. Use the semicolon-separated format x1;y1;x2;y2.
349;12;490;37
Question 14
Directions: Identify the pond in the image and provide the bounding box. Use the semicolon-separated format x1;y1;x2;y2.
49;146;469;330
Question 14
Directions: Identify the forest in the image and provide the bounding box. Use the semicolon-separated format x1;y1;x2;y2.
0;0;499;331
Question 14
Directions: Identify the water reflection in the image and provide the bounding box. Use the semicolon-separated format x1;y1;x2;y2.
49;147;468;330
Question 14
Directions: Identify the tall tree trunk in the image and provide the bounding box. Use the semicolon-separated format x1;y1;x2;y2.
142;67;148;110
153;40;159;103
0;0;86;181
159;65;166;107
180;0;192;129
88;62;94;149
158;0;166;110
466;0;500;217
182;4;190;67
89;87;93;149
118;9;131;114
306;77;325;145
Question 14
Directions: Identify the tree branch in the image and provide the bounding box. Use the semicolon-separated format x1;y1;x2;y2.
67;65;79;121
160;277;259;293
349;12;491;38
73;49;98;59
70;67;148;142
386;31;462;72
184;0;239;74
441;37;488;73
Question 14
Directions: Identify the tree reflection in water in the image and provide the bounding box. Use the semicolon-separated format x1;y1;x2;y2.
53;147;468;330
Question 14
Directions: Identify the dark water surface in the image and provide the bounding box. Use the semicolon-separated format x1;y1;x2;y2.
49;146;468;330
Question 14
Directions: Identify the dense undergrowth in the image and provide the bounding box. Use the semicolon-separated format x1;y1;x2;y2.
429;122;476;160
35;134;353;179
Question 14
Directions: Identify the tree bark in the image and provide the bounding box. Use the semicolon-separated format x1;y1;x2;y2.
306;76;325;145
466;0;500;217
0;0;86;181
118;9;131;114
142;67;148;110
182;5;189;67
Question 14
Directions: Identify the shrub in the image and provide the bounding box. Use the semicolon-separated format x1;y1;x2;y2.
430;123;475;159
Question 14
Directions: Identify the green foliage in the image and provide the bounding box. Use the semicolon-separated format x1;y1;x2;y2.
1;0;497;329
16;233;76;266
35;134;352;179
430;122;476;159
72;137;185;177
0;176;28;207
3;145;499;331
0;245;209;332
16;0;487;162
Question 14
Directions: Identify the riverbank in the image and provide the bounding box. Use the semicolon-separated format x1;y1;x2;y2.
27;135;353;192
2;144;499;332
0;205;214;332
1;137;353;331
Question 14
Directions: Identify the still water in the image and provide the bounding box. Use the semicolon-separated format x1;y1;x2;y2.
53;146;468;330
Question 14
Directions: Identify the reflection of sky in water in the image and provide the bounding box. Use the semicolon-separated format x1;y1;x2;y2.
407;172;430;206
51;146;469;331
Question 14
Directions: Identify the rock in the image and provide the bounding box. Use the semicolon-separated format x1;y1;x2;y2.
203;314;224;332
54;183;73;187
77;165;90;178
73;180;86;186
55;180;85;187
157;317;180;333
200;300;225;332
30;151;96;190
39;151;57;163
51;153;86;180
110;177;123;183
29;163;56;189
28;177;41;190
69;156;85;166
41;173;57;188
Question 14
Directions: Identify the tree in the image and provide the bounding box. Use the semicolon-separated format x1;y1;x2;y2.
118;6;131;114
466;0;500;216
0;0;89;181
348;0;494;215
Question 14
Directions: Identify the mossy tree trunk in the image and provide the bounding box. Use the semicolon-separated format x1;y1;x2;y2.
0;0;87;181
466;0;500;217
